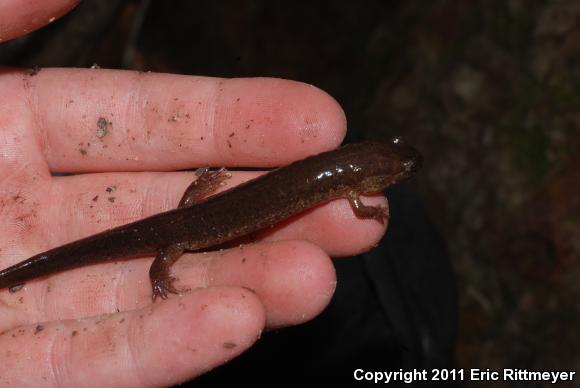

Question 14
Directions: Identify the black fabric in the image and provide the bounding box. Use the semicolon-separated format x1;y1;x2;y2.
194;185;457;386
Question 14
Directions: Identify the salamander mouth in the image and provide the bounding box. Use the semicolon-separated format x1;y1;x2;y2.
390;138;423;176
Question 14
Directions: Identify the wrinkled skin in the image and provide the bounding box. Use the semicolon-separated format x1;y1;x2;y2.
0;2;390;386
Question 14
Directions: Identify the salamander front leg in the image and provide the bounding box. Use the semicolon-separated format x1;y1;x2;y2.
179;167;231;207
347;191;389;224
149;168;231;301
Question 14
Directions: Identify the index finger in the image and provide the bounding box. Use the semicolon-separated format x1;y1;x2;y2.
19;69;346;172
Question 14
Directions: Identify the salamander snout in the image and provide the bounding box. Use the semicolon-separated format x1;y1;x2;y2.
349;139;423;192
401;148;422;175
389;137;423;178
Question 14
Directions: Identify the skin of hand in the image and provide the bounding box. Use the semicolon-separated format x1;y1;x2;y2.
0;2;389;386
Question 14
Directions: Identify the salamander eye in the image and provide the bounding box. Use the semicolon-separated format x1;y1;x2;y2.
391;136;405;145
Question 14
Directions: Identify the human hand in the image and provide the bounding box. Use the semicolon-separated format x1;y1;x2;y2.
0;3;389;386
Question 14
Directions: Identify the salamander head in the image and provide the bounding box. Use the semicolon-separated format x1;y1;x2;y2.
346;137;423;193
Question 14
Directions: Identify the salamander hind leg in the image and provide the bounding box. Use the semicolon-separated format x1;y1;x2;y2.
149;244;187;301
347;191;389;224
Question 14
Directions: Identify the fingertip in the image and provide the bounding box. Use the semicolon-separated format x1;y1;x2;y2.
216;78;346;164
264;240;336;327
158;285;266;343
82;287;268;385
204;240;337;327
278;79;347;153
325;195;389;255
148;286;266;376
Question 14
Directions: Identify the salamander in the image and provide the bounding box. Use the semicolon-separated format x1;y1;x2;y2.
0;139;422;300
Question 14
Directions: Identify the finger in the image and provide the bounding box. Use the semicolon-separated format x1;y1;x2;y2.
5;171;384;261
23;69;346;172
1;240;335;330
179;240;336;328
257;194;388;255
0;0;79;42
0;287;265;386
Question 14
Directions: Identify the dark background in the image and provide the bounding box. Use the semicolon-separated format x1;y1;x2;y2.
2;1;579;386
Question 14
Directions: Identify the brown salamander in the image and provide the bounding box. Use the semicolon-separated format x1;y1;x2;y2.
0;139;422;300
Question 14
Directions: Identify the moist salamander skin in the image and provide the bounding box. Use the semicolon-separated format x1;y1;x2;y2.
0;139;422;298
